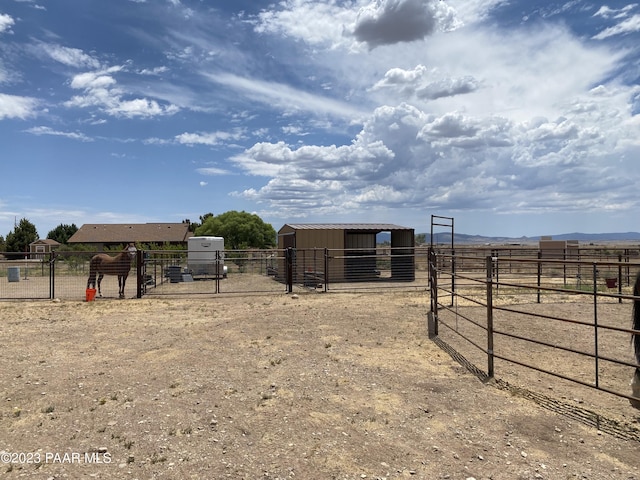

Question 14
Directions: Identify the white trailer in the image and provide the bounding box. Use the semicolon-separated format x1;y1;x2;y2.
188;236;227;277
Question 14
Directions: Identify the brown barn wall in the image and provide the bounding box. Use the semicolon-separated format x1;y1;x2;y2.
296;229;344;281
391;230;415;280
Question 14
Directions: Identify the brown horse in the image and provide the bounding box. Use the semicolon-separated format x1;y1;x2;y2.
86;244;137;299
631;272;640;408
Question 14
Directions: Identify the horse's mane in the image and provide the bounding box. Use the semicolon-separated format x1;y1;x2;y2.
633;272;640;363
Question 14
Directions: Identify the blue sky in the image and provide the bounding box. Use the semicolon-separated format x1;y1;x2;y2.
1;0;639;239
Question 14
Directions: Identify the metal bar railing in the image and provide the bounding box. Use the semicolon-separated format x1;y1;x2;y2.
429;251;640;407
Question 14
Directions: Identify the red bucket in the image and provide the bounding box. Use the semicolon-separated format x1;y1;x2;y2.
86;288;97;302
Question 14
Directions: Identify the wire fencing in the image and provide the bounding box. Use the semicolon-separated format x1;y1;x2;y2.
0;251;140;301
141;249;286;296
140;247;429;296
0;254;53;300
0;246;430;300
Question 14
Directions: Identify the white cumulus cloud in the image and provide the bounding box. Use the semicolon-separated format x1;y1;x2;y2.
0;13;15;34
65;66;179;118
0;93;39;120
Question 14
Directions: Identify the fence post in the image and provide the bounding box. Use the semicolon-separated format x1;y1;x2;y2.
286;247;293;293
428;247;438;338
49;251;56;300
136;250;143;299
618;254;623;303
451;247;456;307
486;255;494;378
624;249;630;287
323;248;329;293
593;262;600;388
537;251;542;304
215;250;221;294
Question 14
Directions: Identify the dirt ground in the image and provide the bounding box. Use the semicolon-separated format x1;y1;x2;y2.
1;288;640;479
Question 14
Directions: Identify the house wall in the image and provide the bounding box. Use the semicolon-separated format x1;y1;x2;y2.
540;240;570;259
277;224;296;249
30;244;48;260
29;241;59;260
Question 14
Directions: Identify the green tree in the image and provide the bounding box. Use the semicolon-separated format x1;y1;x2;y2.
182;219;196;233
186;213;213;233
5;218;38;257
0;235;5;252
47;223;78;244
195;210;276;249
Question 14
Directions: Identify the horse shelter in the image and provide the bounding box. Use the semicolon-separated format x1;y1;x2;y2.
277;223;416;284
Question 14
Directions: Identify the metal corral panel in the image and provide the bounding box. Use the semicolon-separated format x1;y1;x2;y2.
188;236;225;276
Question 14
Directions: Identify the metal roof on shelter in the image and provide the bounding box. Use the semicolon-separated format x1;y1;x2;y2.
68;223;192;244
281;223;412;231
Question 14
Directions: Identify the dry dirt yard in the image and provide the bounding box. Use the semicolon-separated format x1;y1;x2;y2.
1;290;639;480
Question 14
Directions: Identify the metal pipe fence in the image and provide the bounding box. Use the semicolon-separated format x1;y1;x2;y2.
142;247;430;296
0;246;430;300
432;245;640;287
140;249;286;296
428;248;640;410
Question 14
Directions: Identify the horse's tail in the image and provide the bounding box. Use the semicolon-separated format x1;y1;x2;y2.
87;256;98;288
633;272;640;365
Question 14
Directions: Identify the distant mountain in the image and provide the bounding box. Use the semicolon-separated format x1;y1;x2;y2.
377;232;640;245
423;233;533;245
544;232;640;242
